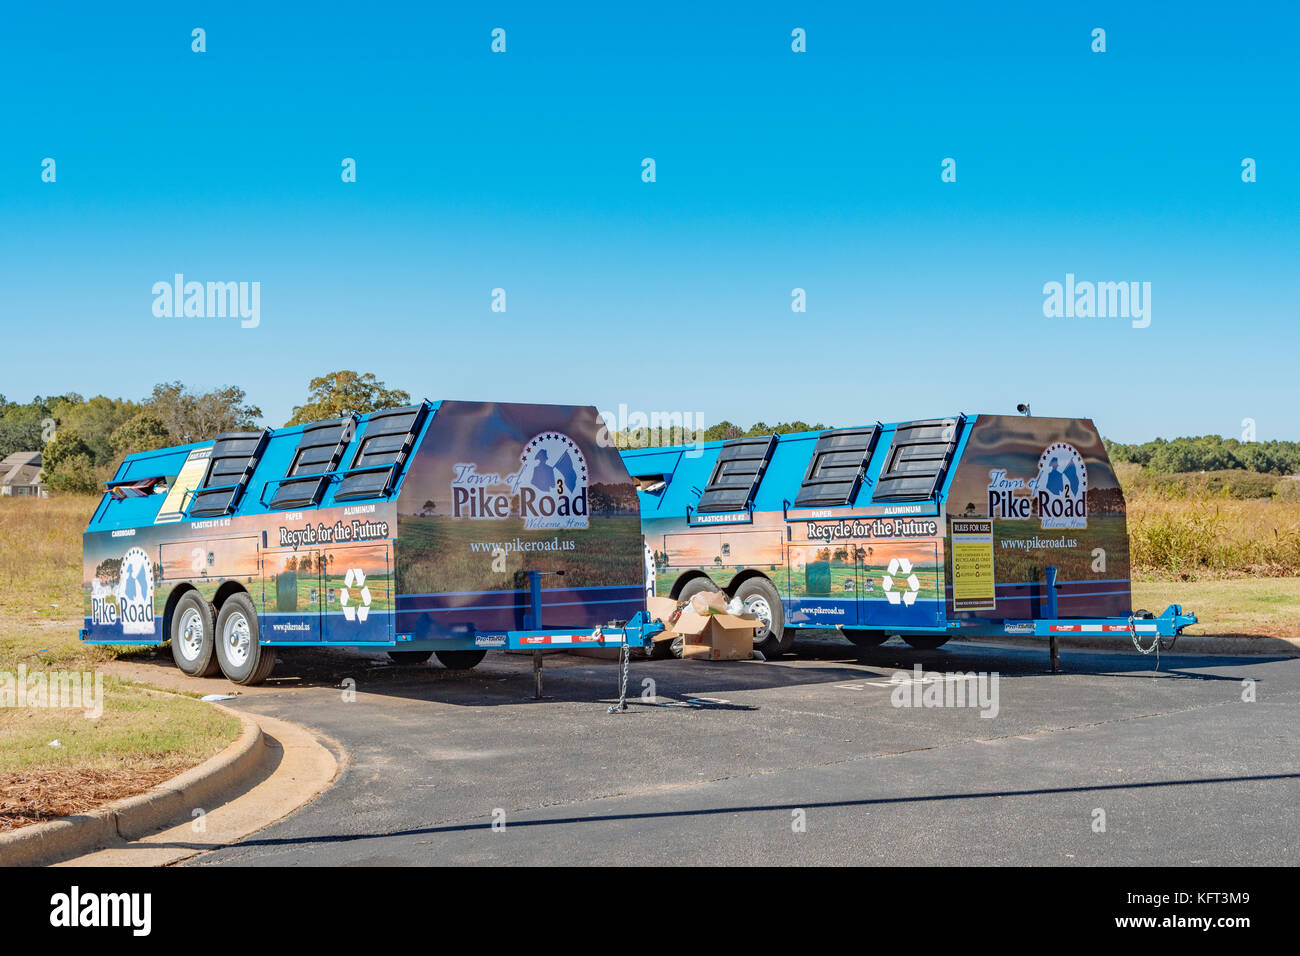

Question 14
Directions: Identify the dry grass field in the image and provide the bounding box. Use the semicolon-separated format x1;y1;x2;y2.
0;496;239;832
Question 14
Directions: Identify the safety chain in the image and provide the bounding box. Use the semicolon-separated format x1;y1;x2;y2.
607;638;631;714
1129;613;1162;672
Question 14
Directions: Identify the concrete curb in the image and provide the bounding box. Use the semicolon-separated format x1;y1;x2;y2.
0;705;267;867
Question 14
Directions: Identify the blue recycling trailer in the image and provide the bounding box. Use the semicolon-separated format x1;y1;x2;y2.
81;400;660;689
622;413;1195;662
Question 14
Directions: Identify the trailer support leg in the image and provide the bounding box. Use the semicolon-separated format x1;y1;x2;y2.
1045;565;1061;674
533;650;544;699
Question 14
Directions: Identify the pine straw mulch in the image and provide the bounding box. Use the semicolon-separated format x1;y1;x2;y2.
0;765;187;833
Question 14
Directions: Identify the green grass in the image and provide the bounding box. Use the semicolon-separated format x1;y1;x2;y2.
1132;576;1300;639
0;496;241;790
0;678;241;774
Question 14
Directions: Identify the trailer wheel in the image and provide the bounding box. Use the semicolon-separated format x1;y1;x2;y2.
214;593;276;685
435;650;487;670
170;592;220;677
734;577;790;657
844;630;889;649
903;635;950;650
388;651;433;665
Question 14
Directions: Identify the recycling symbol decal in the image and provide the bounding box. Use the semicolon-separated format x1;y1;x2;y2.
340;568;371;622
881;557;920;606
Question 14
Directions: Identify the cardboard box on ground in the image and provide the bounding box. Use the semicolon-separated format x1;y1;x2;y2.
646;592;758;661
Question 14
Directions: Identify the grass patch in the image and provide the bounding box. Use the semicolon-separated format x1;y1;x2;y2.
0;497;241;829
0;678;239;774
0;495;153;670
0;678;242;830
1132;577;1300;639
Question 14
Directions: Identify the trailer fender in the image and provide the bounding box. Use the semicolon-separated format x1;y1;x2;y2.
668;571;717;600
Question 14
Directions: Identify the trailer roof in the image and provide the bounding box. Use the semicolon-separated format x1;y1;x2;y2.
621;415;969;519
86;401;440;532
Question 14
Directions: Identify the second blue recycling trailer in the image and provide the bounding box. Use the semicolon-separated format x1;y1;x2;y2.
622;413;1195;661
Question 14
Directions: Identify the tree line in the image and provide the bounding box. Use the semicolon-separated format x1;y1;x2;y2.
0;371;409;494
2;376;1294;495
1104;435;1300;476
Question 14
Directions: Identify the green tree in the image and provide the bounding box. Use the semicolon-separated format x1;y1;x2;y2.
110;413;173;459
0;398;54;459
701;421;744;442
41;427;101;494
144;382;262;444
286;371;411;425
52;395;142;465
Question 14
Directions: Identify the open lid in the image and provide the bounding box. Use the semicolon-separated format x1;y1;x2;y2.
871;417;963;501
695;434;777;514
268;416;357;510
793;426;879;508
334;404;428;502
188;430;269;517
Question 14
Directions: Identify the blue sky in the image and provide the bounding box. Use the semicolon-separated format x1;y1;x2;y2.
2;2;1297;442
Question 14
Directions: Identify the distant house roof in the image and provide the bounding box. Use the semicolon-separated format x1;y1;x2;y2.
0;451;44;488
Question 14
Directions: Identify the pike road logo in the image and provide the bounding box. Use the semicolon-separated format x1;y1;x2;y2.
450;431;589;530
518;432;588;530
987;442;1088;530
90;546;156;635
1033;442;1088;529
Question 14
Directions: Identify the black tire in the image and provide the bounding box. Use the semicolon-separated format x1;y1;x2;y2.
844;630;890;649
170;591;220;677
388;650;433;665
214;592;276;685
671;577;721;659
649;637;676;659
902;635;950;650
733;576;789;657
435;650;487;670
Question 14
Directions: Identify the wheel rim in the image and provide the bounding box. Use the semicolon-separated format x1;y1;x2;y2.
223;611;251;668
743;595;773;643
177;607;204;661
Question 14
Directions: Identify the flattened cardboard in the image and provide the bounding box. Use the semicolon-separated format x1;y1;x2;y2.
646;596;679;623
671;609;712;637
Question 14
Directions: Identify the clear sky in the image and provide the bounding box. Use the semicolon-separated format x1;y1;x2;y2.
2;2;1296;442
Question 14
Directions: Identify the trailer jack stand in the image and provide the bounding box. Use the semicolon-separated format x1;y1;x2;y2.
1046;565;1061;674
533;651;544;699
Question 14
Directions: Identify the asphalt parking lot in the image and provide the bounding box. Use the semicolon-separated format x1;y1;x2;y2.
186;635;1300;866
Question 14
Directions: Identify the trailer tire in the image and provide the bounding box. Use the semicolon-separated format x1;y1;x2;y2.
214;593;276;685
844;630;889;649
170;592;220;677
734;577;790;657
902;635;950;650
388;651;433;665
435;650;487;670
